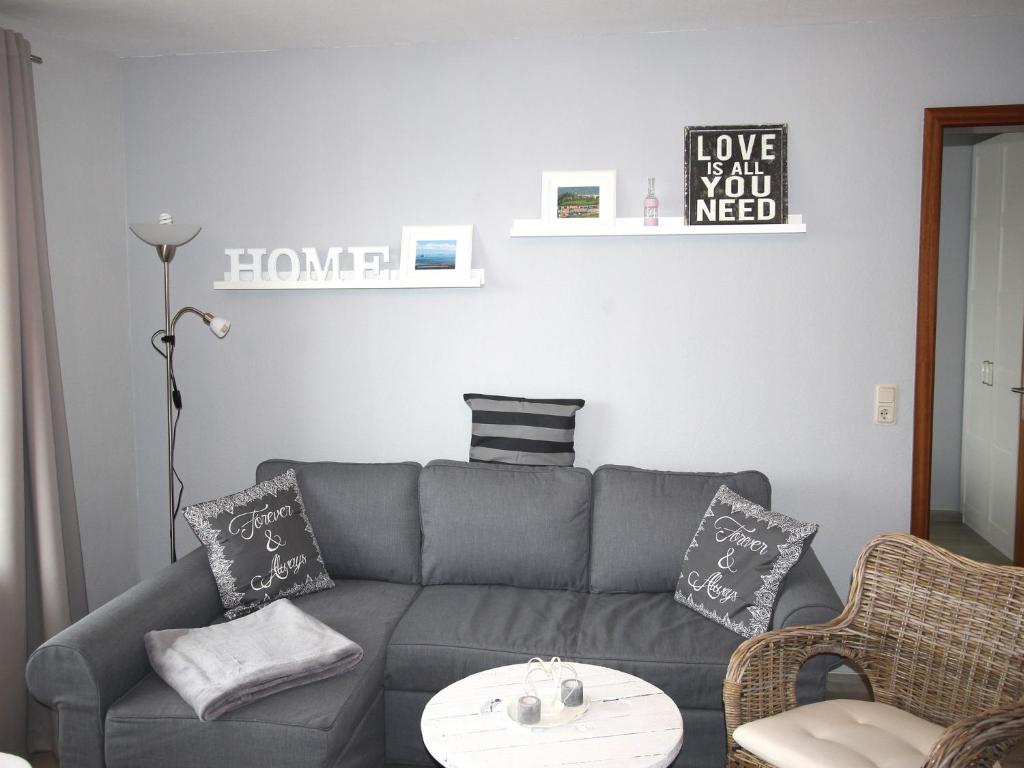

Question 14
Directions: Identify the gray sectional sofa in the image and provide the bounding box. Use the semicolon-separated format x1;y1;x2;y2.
27;459;843;768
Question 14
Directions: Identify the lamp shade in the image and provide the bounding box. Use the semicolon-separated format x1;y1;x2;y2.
208;316;231;339
129;215;201;248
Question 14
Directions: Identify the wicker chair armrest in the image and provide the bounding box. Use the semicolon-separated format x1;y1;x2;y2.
922;701;1024;768
724;623;880;744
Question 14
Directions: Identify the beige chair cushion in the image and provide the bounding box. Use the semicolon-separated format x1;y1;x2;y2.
732;699;945;768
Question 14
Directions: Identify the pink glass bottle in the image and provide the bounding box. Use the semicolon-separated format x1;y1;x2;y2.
644;177;659;226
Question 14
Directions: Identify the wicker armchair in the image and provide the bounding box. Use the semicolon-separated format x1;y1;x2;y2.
724;532;1024;768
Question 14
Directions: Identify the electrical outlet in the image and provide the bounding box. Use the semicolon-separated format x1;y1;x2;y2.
875;384;897;424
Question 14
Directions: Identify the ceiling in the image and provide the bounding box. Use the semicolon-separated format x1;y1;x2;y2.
1;0;1023;58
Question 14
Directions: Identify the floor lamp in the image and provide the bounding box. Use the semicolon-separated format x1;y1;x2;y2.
130;214;231;562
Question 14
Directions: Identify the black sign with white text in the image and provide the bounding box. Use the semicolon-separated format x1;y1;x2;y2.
684;124;788;225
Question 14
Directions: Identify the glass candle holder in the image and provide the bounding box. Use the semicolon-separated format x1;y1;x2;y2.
561;678;584;707
517;694;541;724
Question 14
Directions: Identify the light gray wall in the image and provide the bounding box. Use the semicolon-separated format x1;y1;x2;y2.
2;23;141;608
930;143;973;514
121;14;1024;591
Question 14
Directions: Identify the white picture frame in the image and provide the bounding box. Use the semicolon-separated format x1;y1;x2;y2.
540;170;617;225
400;225;474;283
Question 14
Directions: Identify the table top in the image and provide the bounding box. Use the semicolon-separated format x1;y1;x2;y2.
420;662;684;768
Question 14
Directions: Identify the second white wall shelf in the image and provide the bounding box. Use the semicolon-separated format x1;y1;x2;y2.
214;269;485;290
509;215;806;237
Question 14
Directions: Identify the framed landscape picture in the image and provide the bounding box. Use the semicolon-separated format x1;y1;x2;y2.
400;225;474;282
541;170;616;225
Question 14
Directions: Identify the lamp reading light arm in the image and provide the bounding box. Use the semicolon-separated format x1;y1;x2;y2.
158;306;231;410
171;305;214;329
162;306;232;346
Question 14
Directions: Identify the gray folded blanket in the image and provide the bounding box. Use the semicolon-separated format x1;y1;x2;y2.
145;599;363;721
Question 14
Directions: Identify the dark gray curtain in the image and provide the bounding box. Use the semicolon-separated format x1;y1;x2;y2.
0;29;88;757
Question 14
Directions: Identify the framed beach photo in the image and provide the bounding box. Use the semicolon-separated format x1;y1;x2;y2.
400;225;474;283
541;170;617;225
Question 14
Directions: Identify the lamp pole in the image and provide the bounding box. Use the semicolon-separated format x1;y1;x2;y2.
159;247;177;562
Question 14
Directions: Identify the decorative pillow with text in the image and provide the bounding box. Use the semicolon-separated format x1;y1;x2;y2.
674;485;817;637
183;468;334;619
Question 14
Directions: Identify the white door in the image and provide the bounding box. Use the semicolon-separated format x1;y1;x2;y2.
961;132;1024;560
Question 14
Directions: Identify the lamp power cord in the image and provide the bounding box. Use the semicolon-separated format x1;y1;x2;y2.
151;328;186;522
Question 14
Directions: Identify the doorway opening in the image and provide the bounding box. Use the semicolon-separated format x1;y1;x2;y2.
912;105;1024;566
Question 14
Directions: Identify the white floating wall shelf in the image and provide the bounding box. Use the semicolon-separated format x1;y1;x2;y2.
509;215;806;238
214;268;485;290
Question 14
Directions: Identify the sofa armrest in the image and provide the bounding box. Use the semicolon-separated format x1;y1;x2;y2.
762;547;845;708
26;547;221;767
771;547;844;630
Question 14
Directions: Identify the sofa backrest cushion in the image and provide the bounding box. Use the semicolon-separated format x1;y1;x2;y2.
590;465;771;593
256;459;422;584
419;460;592;590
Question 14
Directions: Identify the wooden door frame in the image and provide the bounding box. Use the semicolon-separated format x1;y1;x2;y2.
911;104;1024;564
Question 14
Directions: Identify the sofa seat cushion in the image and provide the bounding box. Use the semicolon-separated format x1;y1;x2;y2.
732;699;947;768
386;584;587;692
105;580;419;768
575;591;746;709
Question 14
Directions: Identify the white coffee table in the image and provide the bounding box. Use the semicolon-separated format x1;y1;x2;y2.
421;662;683;768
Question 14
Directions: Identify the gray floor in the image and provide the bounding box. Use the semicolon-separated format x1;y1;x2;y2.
929;515;1012;565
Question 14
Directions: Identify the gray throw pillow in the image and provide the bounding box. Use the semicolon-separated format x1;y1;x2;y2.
674;485;817;637
183;468;334;619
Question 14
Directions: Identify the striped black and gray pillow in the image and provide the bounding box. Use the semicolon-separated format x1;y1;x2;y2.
463;393;586;466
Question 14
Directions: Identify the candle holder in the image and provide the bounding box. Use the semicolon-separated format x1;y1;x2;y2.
506;657;590;728
561;678;584;708
517;695;541;725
